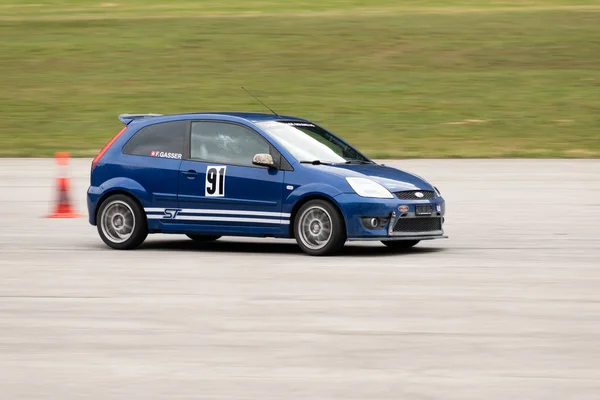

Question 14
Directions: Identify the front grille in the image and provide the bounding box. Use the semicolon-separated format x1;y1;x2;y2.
393;217;442;233
394;190;435;200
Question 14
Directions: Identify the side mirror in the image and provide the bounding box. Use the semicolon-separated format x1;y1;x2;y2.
252;153;276;168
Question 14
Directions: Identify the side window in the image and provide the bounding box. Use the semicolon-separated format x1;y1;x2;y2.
122;121;186;158
190;121;270;167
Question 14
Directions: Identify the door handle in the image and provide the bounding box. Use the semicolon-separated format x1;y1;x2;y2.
181;170;198;179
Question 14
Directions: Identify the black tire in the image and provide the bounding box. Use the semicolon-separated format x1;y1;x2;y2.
294;199;346;256
381;240;420;250
186;234;221;242
96;194;147;250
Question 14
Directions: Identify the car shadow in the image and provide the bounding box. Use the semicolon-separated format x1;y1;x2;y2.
139;238;445;257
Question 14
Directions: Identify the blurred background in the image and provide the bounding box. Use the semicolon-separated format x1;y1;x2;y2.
1;0;599;158
2;2;600;399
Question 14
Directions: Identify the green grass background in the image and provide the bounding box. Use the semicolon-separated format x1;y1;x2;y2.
1;0;599;157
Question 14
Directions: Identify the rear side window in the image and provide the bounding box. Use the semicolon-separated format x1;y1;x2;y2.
122;121;186;158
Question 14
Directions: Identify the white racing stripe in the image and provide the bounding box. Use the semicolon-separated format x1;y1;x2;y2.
146;214;290;225
144;207;290;224
181;209;291;218
144;208;167;213
144;207;290;218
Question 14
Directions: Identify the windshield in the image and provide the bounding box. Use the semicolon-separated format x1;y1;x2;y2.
255;120;370;164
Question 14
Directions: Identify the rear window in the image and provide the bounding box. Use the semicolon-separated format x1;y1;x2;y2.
122;121;186;158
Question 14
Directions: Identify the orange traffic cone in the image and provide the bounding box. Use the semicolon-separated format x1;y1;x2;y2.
45;152;84;218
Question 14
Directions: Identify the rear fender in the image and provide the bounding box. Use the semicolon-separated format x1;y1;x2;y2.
87;177;150;225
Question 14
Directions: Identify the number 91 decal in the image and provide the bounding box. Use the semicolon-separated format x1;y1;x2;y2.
205;166;226;197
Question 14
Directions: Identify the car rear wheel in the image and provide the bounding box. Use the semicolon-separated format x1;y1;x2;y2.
186;234;221;242
381;240;420;250
294;200;346;256
97;194;147;250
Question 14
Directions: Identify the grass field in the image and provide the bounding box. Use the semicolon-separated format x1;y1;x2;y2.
1;1;599;157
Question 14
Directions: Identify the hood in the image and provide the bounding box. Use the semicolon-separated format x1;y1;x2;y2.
306;163;434;192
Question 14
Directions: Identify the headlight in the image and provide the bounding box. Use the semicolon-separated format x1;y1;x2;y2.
346;177;394;199
434;186;441;196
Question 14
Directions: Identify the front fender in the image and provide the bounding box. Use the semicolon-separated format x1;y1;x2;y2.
87;177;150;225
284;182;344;211
283;182;351;237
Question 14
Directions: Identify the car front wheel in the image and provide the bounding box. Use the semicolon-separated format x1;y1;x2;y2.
97;194;147;250
294;199;346;256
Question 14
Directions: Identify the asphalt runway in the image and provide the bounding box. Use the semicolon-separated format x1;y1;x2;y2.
0;159;599;399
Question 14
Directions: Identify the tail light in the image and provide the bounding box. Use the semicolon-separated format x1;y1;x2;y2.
92;126;127;170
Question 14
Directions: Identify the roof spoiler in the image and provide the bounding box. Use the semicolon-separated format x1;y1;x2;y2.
118;113;163;125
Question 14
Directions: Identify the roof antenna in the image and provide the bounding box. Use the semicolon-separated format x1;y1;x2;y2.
242;87;280;117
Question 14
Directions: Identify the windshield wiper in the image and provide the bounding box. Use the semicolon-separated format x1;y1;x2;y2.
300;160;374;165
299;160;336;165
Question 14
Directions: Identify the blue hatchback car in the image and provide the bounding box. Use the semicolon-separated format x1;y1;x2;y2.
87;112;446;256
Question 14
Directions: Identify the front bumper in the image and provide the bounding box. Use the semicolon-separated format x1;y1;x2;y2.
334;193;447;241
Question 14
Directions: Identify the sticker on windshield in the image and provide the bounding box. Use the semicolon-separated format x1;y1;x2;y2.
205;166;226;197
285;122;316;128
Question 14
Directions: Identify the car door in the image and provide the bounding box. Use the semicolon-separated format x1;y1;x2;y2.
176;120;287;236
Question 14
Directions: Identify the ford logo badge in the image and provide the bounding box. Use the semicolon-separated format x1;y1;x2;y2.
415;192;424;198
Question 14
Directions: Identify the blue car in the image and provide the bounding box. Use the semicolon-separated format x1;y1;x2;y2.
87;112;446;256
